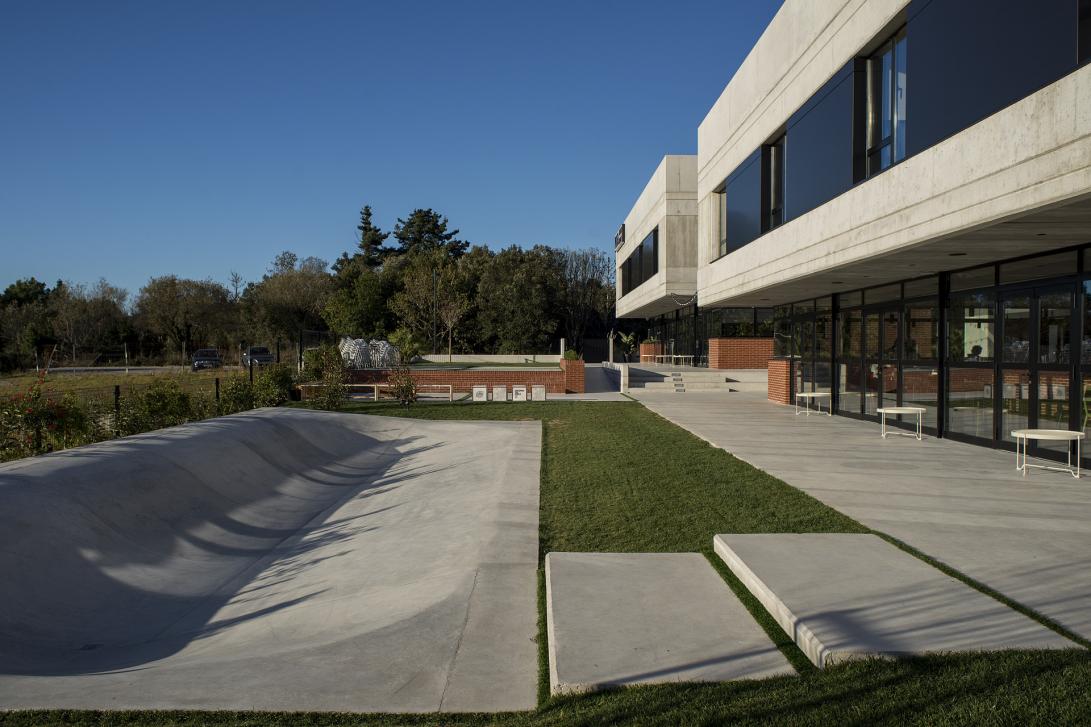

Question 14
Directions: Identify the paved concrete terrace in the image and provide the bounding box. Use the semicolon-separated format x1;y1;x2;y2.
545;553;793;693
632;390;1091;642
0;408;540;712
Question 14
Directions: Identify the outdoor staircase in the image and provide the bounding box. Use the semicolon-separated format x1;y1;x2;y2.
627;366;765;393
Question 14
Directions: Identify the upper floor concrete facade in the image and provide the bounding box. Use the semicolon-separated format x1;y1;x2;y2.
695;0;1091;307
616;155;698;319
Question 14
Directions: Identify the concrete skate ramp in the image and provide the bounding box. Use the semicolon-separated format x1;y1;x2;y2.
0;408;541;711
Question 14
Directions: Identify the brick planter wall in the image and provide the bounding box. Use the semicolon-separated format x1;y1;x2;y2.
768;358;791;405
708;338;774;369
559;358;585;393
304;367;570;396
638;341;663;362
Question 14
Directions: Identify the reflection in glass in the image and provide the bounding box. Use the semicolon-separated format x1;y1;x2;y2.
947;367;995;440
904;303;937;361
838;310;862;415
1000;369;1032;444
1083;280;1091;365
1039;291;1071;364
864;313;880;416
949;292;995;362
882;310;900;360
1038;371;1071;457
1002;296;1031;363
903;364;939;429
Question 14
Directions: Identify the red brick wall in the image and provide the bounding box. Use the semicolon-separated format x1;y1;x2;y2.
639;341;663;362
336;368;567;394
560;358;585;393
708;338;774;369
768;358;791;405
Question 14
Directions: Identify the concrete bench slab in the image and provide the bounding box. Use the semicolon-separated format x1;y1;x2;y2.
713;533;1077;668
545;552;794;694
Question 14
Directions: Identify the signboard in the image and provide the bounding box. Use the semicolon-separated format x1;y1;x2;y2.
614;223;625;250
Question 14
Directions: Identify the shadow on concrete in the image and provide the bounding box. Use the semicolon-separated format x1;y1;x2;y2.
0;408;452;676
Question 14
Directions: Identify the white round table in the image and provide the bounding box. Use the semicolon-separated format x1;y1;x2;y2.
1011;429;1084;479
877;406;927;440
795;392;831;416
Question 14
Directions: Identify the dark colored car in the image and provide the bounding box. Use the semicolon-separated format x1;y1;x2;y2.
191;349;223;371
242;346;275;368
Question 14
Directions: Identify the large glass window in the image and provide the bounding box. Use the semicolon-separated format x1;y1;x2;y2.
904;302;938;361
947;367;995;440
865;27;907;177
716;189;728;258
1002;295;1031;364
838;308;863;415
948;291;995;362
1039;290;1072;364
762;135;786;232
619;228;658;297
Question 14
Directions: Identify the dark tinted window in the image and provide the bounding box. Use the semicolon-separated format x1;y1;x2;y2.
1081;0;1091;65
906;0;1075;157
723;150;762;253
763;135;786;232
787;63;855;216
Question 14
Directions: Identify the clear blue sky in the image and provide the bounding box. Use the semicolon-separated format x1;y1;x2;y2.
0;0;782;297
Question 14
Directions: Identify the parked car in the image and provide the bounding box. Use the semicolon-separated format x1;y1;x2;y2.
191;349;223;371
242;346;275;368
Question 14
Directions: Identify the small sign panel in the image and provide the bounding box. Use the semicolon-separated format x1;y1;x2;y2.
472;385;488;402
512;385;528;402
614;223;625;250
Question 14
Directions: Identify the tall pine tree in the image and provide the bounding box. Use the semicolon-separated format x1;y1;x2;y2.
392;209;468;258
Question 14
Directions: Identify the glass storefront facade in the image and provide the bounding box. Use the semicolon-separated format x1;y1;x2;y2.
781;244;1091;462
644;307;774;367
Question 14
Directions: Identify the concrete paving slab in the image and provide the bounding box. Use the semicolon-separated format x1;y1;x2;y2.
714;533;1077;668
0;408;541;712
635;390;1091;642
545;552;794;694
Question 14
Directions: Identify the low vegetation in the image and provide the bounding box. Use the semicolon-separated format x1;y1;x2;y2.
0;364;301;462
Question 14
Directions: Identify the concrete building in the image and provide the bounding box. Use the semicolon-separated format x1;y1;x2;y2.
615;155;698;322
616;156;775;361
618;0;1091;459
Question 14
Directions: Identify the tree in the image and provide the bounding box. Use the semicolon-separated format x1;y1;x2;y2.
243;251;334;343
50;279;128;363
134;276;232;360
355;205;390;268
474;246;559;354
558;248;615;352
436;269;471;361
391;209;468;259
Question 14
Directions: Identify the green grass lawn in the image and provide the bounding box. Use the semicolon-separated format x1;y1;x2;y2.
7;400;1091;727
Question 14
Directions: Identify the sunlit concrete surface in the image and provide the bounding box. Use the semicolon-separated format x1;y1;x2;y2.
545;552;793;694
633;390;1091;642
0;408;540;712
715;534;1075;668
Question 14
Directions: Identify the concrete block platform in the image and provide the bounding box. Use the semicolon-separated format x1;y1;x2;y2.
713;534;1077;668
545;552;794;694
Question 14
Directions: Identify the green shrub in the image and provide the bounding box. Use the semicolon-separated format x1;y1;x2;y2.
563;348;580;361
388;327;423;365
118;380;197;435
301;347;329;381
0;378;103;461
218;376;255;415
254;364;294;407
388;364;417;409
317;346;346;411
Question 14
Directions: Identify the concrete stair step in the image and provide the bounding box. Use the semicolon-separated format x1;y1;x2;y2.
545;553;794;694
712;533;1074;669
